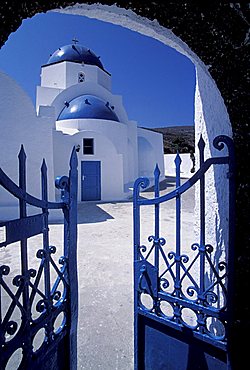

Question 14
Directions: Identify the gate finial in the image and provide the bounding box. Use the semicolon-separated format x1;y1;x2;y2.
18;144;26;162
154;163;160;179
198;135;205;164
198;135;205;152
41;158;47;176
174;152;182;167
41;159;48;201
175;152;182;187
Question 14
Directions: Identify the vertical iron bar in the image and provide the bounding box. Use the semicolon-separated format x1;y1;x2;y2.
41;159;52;340
198;136;205;294
19;146;28;284
154;164;160;268
41;160;50;296
133;179;141;370
154;165;160;315
132;176;149;370
175;153;182;299
64;147;78;370
198;135;206;334
133;193;141;263
18;145;31;362
225;138;235;369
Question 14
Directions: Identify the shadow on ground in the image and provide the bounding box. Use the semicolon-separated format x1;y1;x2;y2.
77;203;114;224
50;203;114;225
144;176;176;192
50;176;192;225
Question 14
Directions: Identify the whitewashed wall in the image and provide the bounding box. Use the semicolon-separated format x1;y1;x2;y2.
47;81;129;124
41;62;66;89
194;64;232;269
37;63;112;114
137;127;165;181
0;71;55;220
164;153;194;178
53;128;124;201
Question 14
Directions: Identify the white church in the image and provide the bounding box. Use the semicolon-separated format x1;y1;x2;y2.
0;41;164;216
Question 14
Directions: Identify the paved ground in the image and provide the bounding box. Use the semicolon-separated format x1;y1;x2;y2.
1;177;194;369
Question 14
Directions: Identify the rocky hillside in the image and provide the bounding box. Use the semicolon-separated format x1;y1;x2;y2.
146;125;195;154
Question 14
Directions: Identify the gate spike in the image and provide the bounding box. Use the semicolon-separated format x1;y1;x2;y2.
198;135;205;152
41;159;48;202
18;145;26;191
154;163;160;179
154;164;160;197
18;144;26;162
198;135;205;164
175;152;181;187
41;158;47;175
174;151;182;166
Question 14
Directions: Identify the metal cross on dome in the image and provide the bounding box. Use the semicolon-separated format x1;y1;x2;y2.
72;37;79;44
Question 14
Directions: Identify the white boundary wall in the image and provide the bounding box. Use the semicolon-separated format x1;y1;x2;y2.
164;153;194;178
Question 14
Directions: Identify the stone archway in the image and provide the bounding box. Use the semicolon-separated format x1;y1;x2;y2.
0;2;249;368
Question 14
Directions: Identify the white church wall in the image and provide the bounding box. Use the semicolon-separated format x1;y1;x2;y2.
126;120;139;184
37;63;107;112
164;153;194;178
137;127;165;180
41;62;67;89
65;62;97;87
56;118;139;189
56;119;127;154
138;136;157;180
53;129;125;202
51;82;129;123
36;86;63;113
0;71;55;220
100;153;124;201
97;68;112;91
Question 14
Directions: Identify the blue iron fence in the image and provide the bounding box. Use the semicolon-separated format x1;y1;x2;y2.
0;146;78;369
133;135;235;370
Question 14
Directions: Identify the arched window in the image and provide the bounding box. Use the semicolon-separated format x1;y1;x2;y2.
78;72;85;83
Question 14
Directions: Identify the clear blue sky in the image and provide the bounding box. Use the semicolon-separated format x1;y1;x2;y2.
0;12;195;128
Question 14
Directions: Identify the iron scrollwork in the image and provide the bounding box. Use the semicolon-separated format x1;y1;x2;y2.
0;146;78;369
133;134;235;349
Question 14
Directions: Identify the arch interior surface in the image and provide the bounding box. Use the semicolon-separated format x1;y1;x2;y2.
0;2;249;368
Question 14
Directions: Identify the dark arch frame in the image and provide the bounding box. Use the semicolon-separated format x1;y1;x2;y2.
0;2;249;369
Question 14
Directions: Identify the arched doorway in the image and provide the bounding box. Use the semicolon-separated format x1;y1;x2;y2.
0;3;248;369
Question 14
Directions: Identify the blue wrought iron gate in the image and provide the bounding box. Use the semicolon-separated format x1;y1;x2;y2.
0;146;78;369
133;135;235;370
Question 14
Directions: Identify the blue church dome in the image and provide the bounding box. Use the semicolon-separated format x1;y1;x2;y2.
46;44;104;69
57;95;120;122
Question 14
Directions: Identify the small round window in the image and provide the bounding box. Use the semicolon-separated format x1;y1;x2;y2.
78;72;85;83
